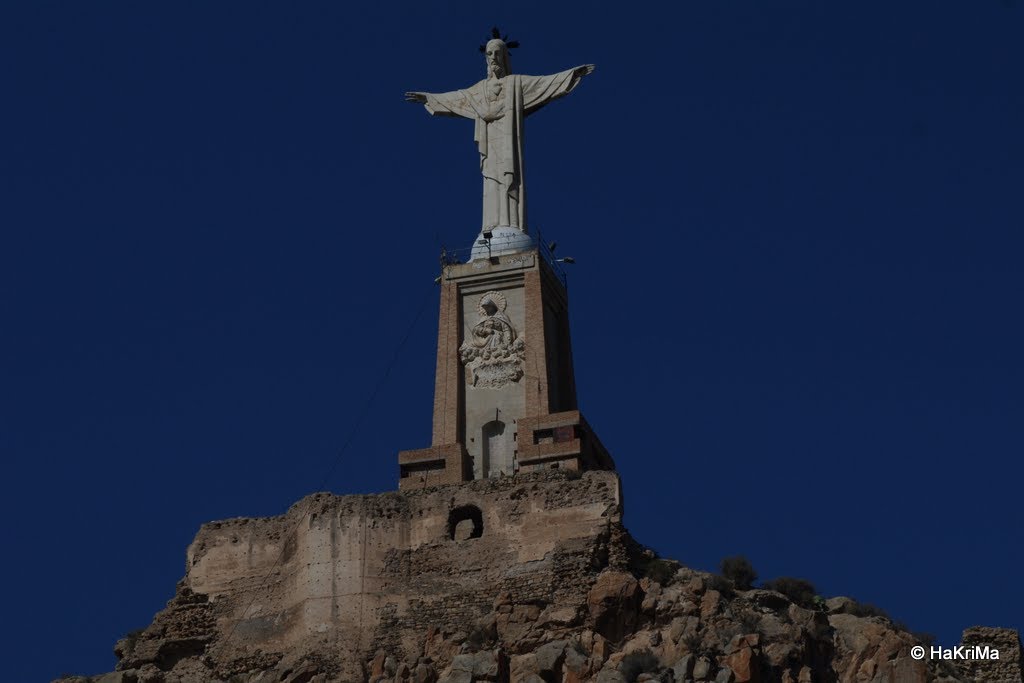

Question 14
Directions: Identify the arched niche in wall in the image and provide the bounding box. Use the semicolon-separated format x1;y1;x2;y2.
447;505;483;541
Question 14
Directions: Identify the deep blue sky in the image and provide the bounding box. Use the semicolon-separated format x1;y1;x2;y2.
2;2;1021;680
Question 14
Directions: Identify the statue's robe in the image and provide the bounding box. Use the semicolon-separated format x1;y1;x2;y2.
421;68;586;233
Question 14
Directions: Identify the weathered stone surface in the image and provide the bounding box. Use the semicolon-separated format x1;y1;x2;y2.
371;651;387;678
700;590;721;621
721;644;757;683
596;669;627;683
563;646;592;683
436;670;471;683
692;656;712;680
952;626;1023;683
450;651;499;679
824;596;857;614
413;661;437;683
743;589;790;612
56;471;1019;683
587;571;642;643
281;663;320;683
671;654;694;682
723;635;758;656
532;640;567;676
94;674;135;683
829;612;928;683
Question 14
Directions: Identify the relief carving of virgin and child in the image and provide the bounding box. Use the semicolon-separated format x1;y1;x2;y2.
459;291;526;388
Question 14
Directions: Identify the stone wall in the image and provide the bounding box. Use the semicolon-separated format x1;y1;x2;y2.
952;626;1023;682
116;470;626;681
74;469;1023;683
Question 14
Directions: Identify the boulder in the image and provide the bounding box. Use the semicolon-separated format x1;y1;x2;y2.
563;646;592;683
670;653;694;682
700;591;722;621
596;669;627;683
371;651;388;678
669;616;700;646
744;590;790;612
94;674;136;683
692;657;712;680
533;640;567;677
588;571;643;643
510;653;538;680
413;660;437;683
724;634;759;655
829;613;927;683
450;651;500;680
721;645;758;683
825;596;857;615
437;671;471;683
281;663;320;683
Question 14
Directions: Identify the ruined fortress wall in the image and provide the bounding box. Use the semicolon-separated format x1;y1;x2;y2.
182;470;624;668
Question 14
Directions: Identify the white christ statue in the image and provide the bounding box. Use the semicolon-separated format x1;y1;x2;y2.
406;33;594;236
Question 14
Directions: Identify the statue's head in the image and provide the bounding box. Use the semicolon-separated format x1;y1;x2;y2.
484;39;511;78
479;28;518;78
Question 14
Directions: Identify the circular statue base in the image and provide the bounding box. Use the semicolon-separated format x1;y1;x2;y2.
469;226;535;261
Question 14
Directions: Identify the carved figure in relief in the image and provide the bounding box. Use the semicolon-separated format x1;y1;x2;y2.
460;291;525;388
405;28;594;234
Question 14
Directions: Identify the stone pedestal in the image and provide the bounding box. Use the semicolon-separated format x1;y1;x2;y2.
399;248;614;490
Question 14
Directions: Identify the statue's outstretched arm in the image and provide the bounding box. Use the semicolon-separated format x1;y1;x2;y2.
404;89;477;119
521;65;595;115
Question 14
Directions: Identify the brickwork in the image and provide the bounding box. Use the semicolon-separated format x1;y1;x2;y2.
518;410;616;473
522;266;549;420
401;249;612;488
397;443;469;491
430;275;462;447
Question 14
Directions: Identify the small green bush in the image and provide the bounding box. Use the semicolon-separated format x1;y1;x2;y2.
913;632;937;648
847;601;890;620
719;555;757;590
644;558;679;585
704;573;734;596
764;577;818;609
631;548;679;586
619;649;660;683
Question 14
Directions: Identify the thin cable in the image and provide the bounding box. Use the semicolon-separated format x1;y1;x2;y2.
213;285;436;656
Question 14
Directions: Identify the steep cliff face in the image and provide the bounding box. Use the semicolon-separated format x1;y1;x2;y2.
57;471;1020;683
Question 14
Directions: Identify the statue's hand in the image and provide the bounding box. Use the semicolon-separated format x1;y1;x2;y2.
575;64;596;78
404;91;428;103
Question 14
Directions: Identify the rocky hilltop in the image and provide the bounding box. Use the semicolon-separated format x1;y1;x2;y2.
58;471;1021;683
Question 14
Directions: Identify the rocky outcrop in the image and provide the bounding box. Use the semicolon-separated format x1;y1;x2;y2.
950;626;1023;682
55;471;1020;683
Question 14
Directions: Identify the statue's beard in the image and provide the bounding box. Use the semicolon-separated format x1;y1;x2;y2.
489;62;505;78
